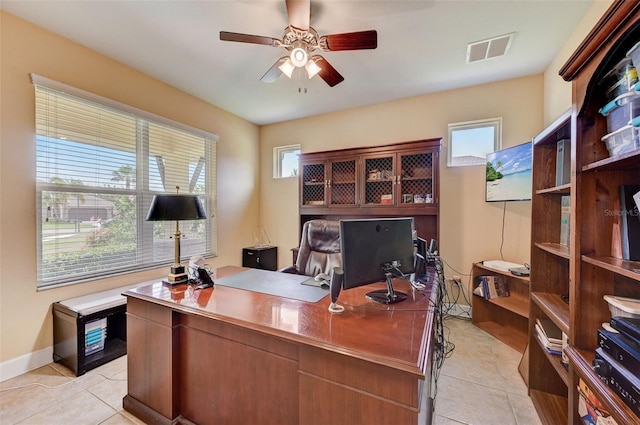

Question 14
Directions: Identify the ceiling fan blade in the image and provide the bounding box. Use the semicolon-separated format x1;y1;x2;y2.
285;0;310;30
220;31;280;47
260;57;288;83
313;55;344;87
318;30;377;51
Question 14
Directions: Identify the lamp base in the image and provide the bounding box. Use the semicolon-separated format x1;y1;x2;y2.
164;270;188;285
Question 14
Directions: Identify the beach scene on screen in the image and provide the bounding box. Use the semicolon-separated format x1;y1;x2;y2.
486;142;532;202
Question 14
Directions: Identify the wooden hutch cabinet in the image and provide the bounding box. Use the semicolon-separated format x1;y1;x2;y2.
298;139;440;241
529;2;640;424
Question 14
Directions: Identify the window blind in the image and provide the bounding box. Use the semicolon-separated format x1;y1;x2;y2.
33;75;217;289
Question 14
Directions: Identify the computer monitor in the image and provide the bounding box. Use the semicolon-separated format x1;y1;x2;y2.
339;217;415;304
415;237;427;258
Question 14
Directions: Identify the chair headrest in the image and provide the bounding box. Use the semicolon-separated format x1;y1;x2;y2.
305;220;340;253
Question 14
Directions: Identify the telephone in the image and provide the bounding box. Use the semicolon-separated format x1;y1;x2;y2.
188;255;215;288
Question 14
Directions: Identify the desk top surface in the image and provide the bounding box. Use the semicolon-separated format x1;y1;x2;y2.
125;266;437;376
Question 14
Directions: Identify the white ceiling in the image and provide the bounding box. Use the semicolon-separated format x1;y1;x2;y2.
1;0;594;125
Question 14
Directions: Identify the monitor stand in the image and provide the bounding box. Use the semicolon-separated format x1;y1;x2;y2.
366;272;407;304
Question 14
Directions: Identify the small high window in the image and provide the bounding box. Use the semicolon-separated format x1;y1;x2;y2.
448;118;502;167
273;145;300;178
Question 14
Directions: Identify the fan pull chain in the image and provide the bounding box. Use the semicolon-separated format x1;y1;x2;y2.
296;67;308;94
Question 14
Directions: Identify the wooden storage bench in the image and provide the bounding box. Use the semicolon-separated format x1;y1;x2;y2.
52;283;143;376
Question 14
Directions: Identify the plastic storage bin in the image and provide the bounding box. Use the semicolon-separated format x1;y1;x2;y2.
601;124;639;157
599;91;640;133
600;57;638;102
627;41;640;71
84;317;107;355
603;295;640;319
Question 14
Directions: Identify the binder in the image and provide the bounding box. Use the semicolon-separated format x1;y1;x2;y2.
555;139;571;186
619;185;640;261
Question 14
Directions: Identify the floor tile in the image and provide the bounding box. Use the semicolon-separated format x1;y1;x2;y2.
15;390;115;425
434;414;468;424
434;374;518;425
99;412;143;425
441;318;528;397
86;369;127;411
508;392;543;425
0;365;90;424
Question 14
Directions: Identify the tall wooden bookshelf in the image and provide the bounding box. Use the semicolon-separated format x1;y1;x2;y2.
529;109;572;424
529;2;640;424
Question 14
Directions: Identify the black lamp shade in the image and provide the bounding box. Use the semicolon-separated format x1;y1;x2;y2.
146;194;207;221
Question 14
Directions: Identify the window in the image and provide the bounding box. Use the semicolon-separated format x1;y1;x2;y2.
273;145;300;178
448;118;502;167
33;75;218;289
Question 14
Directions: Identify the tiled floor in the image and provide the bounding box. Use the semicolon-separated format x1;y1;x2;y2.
0;317;541;425
433;317;541;425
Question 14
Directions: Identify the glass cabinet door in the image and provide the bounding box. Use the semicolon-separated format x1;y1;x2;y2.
362;154;395;206
398;150;435;206
300;161;326;207
328;158;357;206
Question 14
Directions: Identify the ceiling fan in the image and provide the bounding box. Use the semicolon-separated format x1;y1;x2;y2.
220;0;377;87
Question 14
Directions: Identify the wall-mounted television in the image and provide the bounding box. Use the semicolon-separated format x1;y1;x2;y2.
485;141;532;202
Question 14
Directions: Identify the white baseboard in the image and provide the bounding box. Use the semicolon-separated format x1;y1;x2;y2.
444;303;472;319
0;346;53;382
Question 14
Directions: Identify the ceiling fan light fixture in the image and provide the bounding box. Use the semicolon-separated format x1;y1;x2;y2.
305;59;321;79
278;58;295;78
290;47;308;67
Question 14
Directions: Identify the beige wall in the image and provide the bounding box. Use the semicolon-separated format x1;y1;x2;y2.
543;0;614;125
0;11;260;365
260;75;543;290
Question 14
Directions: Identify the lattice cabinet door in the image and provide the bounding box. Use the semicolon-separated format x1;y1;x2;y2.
300;160;327;207
362;153;396;206
398;150;435;206
328;157;358;207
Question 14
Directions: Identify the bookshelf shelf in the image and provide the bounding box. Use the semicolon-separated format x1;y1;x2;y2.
530;292;569;335
536;183;571;196
530;390;568;425
470;263;530;353
473;320;528;354
581;149;640;172
487;295;529;318
581;255;640;281
534;242;570;259
533;334;569;387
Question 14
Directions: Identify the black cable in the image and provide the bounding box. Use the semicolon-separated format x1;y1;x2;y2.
440;257;471;280
424;252;456;413
500;201;507;260
343;254;456;415
432;259;473;319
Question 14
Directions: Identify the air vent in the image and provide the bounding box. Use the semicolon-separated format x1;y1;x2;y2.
466;33;514;63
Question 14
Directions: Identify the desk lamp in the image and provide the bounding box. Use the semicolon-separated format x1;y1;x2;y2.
146;186;207;284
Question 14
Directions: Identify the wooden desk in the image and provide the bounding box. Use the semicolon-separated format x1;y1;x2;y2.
123;266;438;425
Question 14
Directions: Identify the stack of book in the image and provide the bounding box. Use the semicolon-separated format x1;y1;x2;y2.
535;317;563;356
577;378;618;425
473;275;509;300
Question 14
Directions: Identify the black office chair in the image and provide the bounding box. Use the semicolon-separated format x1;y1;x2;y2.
280;219;341;277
